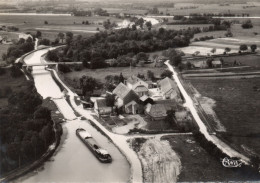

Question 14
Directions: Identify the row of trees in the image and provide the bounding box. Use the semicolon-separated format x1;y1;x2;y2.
0;80;55;174
2;37;34;64
48;28;194;69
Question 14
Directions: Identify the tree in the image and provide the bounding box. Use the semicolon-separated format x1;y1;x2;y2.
147;70;155;80
36;30;42;38
135;18;144;29
239;44;248;52
165;109;177;127
225;47;231;54
161;70;173;78
166;49;182;66
145;21;152;30
225;29;233;37
66;32;73;45
206;58;213;68
105;94;115;108
250;44;257;52
210;48;216;55
34;106;51;121
80;76;98;95
58;32;65;43
119;72;124;83
136;52;148;62
39;38;50;46
241;20;253;29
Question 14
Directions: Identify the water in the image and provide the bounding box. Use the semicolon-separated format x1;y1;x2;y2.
0;13;71;16
18;48;130;182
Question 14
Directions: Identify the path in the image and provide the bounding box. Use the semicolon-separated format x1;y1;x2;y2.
165;61;250;164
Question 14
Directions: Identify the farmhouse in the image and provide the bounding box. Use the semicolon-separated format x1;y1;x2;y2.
113;83;142;114
126;75;149;97
94;98;112;117
158;77;181;101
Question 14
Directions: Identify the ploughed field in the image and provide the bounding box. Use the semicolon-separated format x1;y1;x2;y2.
188;77;260;156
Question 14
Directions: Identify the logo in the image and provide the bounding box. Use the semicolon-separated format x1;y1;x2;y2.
222;157;243;168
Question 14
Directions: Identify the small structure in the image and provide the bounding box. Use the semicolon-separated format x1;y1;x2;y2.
126;75;149;97
18;33;33;41
113;83;142;114
144;100;180;121
0;36;12;45
191;61;208;69
105;58;116;66
94;98;112;117
212;60;222;68
158;77;181;100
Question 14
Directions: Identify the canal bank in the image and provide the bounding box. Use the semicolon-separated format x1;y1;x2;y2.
16;48;131;183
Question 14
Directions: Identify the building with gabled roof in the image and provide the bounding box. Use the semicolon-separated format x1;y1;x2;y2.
125;75;149;97
113;82;142;114
145;100;183;121
158;77;181;101
94;98;112;117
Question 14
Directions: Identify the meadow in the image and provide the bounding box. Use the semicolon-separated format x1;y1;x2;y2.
63;66;166;83
162;135;260;182
188;77;260;157
0;14;122;39
158;3;260;16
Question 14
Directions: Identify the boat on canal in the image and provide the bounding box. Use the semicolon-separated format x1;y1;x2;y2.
76;128;112;163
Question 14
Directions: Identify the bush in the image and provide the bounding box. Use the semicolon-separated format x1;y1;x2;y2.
74;65;83;71
242;20;253;29
10;66;23;78
58;64;71;73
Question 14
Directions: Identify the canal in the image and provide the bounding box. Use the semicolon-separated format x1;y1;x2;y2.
17;48;130;182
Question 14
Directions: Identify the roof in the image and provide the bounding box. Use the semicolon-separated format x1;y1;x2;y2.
126;75;143;85
145;103;167;118
159;77;179;94
113;82;139;104
134;86;148;92
140;95;149;101
113;83;130;99
157;56;168;60
123;90;140;105
78;130;92;138
192;61;207;68
96;99;107;108
212;60;222;65
145;100;181;118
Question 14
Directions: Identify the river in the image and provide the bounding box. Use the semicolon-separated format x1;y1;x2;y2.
17;48;130;183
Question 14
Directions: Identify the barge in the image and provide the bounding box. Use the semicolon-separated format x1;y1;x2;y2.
76;128;112;163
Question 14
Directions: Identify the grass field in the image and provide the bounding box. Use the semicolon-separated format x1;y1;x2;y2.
0;14;122;40
158;3;260;16
188;77;260;156
162;135;260;182
64;66;166;82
